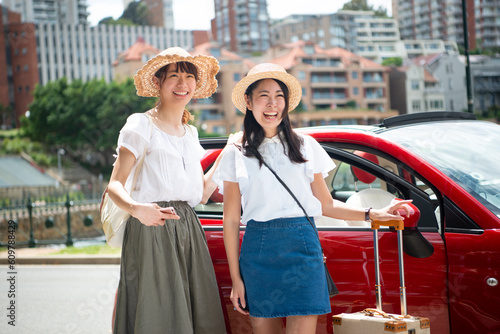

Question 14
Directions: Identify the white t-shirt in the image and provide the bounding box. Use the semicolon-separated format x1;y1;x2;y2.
214;133;335;225
117;113;206;207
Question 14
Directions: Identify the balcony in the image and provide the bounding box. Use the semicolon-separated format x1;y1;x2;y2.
363;73;384;83
311;74;347;84
312;89;347;105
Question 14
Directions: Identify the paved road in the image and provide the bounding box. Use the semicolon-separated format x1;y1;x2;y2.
0;265;120;334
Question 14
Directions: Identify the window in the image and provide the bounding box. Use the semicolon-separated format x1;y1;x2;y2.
412;100;421;111
302;88;307;96
353;87;359;95
298;71;306;80
430;100;443;109
234;73;240;81
352;71;358;79
411;80;420;90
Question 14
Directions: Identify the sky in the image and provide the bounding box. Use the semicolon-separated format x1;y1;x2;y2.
87;0;392;30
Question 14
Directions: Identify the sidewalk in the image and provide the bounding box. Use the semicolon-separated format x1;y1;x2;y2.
0;246;121;265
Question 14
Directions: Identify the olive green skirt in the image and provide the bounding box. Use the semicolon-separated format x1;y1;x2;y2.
113;201;226;334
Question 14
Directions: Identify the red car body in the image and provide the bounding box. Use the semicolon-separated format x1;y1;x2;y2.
197;112;500;334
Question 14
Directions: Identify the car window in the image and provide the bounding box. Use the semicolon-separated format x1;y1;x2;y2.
319;149;403;227
196;143;440;231
380;121;500;219
320;145;440;231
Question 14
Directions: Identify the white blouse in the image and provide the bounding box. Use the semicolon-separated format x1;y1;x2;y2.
214;132;335;225
117;113;206;207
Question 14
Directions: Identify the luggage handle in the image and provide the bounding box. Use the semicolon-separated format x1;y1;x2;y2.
371;219;407;316
362;308;392;319
371;219;404;230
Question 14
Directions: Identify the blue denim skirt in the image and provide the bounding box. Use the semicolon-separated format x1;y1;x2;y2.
239;216;331;318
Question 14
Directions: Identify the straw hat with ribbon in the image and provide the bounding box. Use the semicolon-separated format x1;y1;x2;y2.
134;47;219;99
232;63;302;114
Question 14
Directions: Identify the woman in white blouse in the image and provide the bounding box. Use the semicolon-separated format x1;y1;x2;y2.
107;47;226;333
215;63;412;334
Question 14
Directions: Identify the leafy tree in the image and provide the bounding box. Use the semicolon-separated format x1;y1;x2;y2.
98;1;149;26
341;0;388;17
0;103;14;129
99;16;136;26
346;100;357;109
382;57;403;67
23;77;155;174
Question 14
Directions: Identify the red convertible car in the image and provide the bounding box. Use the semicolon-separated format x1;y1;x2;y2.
196;111;500;334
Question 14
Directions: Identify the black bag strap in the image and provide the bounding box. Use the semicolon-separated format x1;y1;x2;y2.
260;159;317;230
233;144;318;234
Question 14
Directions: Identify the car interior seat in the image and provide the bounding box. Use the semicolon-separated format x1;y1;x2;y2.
345;151;396;226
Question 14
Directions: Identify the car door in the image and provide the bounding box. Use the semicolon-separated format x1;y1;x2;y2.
442;196;500;334
318;143;450;334
196;138;450;334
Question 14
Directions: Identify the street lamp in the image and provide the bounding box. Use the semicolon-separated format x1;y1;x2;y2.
56;148;65;188
461;0;474;113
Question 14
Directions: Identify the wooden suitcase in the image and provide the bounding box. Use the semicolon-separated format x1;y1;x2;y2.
332;219;431;333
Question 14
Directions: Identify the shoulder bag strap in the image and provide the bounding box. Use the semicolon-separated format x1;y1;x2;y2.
233;143;318;235
130;113;153;192
259;159;319;235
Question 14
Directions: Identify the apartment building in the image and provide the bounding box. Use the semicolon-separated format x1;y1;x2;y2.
211;0;271;54
0;6;39;127
144;0;174;29
394;0;500;50
475;0;500;49
414;53;467;112
36;23;193;85
389;63;446;114
271;11;459;63
2;0;88;24
465;55;500;113
271;11;371;52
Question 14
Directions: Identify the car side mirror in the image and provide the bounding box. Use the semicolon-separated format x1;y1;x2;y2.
400;202;435;258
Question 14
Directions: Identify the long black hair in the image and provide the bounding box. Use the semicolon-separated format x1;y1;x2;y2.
242;78;307;166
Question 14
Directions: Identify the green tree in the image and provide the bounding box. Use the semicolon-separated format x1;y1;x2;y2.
23;77;155;174
341;0;388;17
346;100;357;109
98;1;149;26
0;103;14;128
382;57;403;67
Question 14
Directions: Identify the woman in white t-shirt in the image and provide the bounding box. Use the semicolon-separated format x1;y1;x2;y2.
107;47;226;333
215;63;412;334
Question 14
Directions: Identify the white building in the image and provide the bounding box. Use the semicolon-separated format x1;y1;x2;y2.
416;53;467;112
271;11;459;64
36;23;193;85
389;63;445;114
2;0;88;24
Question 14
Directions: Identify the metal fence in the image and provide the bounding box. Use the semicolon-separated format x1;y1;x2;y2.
0;193;103;248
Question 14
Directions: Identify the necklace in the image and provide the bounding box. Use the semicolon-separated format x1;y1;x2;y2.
150;106;186;137
149;107;187;171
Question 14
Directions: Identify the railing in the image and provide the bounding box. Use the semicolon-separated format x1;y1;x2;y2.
0;194;103;248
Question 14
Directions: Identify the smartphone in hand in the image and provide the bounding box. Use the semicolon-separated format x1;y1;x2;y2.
160;207;177;216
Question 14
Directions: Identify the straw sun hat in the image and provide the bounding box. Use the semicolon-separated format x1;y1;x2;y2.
134;47;220;99
232;63;302;114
